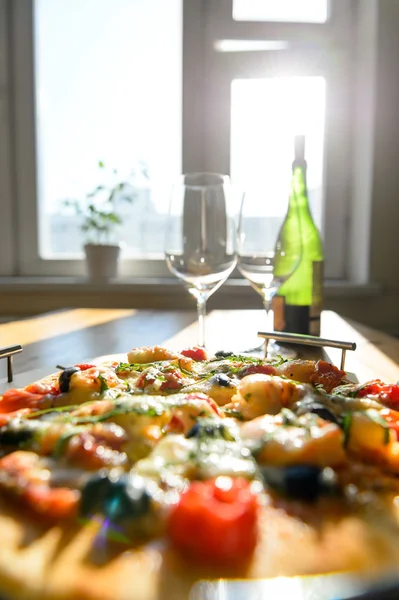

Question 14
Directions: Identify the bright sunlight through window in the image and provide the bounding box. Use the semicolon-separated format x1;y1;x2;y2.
231;77;326;229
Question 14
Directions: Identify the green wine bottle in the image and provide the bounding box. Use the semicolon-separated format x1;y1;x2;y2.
273;135;324;335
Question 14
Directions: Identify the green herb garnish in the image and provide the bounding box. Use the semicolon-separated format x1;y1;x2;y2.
97;373;109;394
53;426;86;457
178;360;193;376
223;407;244;421
365;409;390;445
343;412;352;447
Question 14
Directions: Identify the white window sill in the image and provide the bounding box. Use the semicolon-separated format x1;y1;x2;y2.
0;276;382;298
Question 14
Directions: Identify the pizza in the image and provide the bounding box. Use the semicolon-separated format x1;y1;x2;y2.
0;346;399;599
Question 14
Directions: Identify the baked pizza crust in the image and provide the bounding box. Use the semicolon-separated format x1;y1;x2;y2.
0;493;398;600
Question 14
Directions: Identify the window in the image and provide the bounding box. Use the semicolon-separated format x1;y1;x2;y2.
35;0;181;259
4;0;355;279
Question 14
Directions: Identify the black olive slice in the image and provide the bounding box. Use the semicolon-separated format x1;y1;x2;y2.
59;366;81;393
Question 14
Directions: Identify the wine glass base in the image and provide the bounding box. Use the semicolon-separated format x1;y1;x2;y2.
239;341;297;360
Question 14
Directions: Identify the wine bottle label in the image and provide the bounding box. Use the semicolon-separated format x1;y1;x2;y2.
273;260;323;335
272;296;285;331
309;260;323;336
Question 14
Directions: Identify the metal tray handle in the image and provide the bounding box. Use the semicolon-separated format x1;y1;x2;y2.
0;345;23;382
257;331;356;370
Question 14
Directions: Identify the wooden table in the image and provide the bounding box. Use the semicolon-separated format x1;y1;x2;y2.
0;309;398;390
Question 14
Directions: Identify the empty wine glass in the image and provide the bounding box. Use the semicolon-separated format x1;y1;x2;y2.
165;173;238;347
237;192;302;357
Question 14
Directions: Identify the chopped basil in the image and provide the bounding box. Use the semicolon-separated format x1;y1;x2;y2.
97;373;109;394
178;360;193;376
208;354;262;365
115;362;131;373
343;412;352;447
270;355;288;367
115;362;158;374
364;409;390;445
53;426;86;457
223;407;244;421
27;404;80;419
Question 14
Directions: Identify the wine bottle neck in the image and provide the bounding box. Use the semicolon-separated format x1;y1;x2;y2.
288;162;311;215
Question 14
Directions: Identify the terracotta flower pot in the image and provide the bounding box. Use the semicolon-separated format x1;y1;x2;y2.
84;243;121;281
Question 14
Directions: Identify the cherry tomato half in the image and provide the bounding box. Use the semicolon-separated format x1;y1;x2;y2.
358;380;399;406
180;347;208;362
168;477;258;566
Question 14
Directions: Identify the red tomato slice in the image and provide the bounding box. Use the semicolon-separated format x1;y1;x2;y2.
0;389;44;413
180;347;208;361
25;381;59;396
168;477;258;566
358;380;399;406
24;484;79;520
75;363;95;371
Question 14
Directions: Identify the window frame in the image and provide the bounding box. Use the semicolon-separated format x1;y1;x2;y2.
0;0;15;276
203;0;354;279
2;0;368;282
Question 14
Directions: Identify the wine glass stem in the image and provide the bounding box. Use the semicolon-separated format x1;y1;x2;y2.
197;297;207;348
262;290;275;359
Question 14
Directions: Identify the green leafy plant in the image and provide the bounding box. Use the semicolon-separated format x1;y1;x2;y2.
63;161;143;245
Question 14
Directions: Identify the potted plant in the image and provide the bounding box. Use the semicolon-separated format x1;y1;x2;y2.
63;162;138;280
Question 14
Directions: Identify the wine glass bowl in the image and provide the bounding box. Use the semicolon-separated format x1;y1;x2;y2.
165;173;237;347
237;192;302;356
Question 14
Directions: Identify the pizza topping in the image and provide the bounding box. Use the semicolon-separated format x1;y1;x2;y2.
24;484;79;520
59;366;81;393
136;426;256;481
226;374;305;421
210;373;232;387
295;400;339;424
159;369;184;391
0;451;79;520
0;416;44;446
180;347;208;362
276;359;317;383
356;380;399;407
241;413;346;468
0;388;51;413
238;364;278;378
345;410;392;453
64;429;128;470
75;364;96;371
127;346;178;365
380;408;399;439
214;350;236;358
168;477;258;566
309;360;346;393
80;471;152;523
186;418;237;442
260;465;338;502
